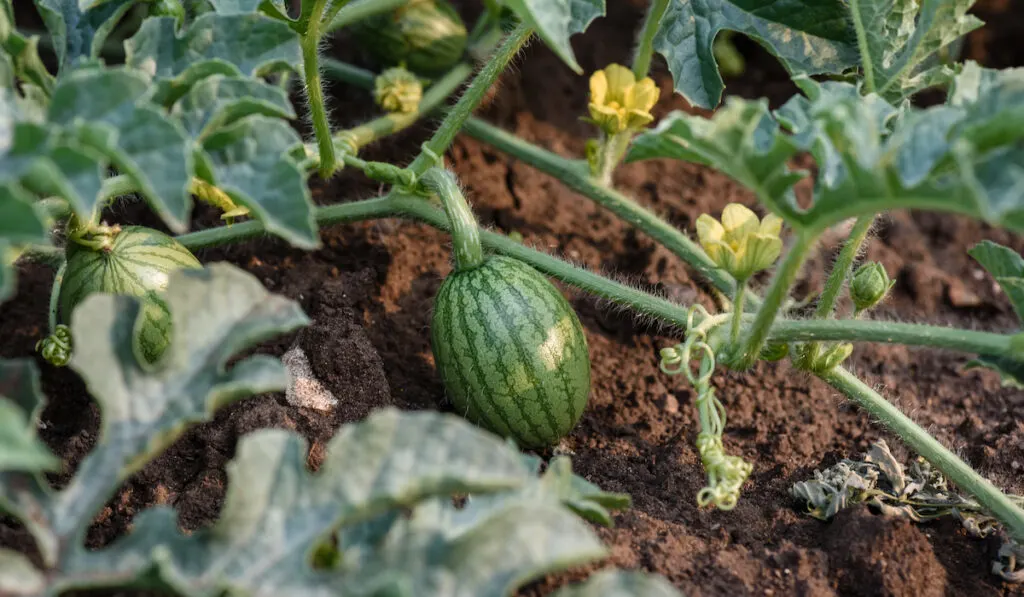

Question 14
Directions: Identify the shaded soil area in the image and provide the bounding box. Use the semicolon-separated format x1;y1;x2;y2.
3;0;1024;595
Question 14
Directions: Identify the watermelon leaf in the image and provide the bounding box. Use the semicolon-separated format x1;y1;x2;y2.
126;13;301;81
499;0;605;74
0;263;308;567
33;0;140;72
0;264;624;594
47;67;194;230
173;74;295;140
968;241;1024;324
0;359;58;474
851;0;981;101
652;0;859;109
199;115;318;249
0;185;50;302
965;352;1024;389
626;65;1024;235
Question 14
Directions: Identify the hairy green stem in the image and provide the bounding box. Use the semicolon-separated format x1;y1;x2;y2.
320;59;742;299
302;0;337;179
592;131;633;186
177;195;1024;534
814;216;874;320
848;0;876;93
177;194;694;329
631;0;670;78
461;116;740;299
421;169;483;270
823;367;1024;542
304;62;474;170
407;24;533;175
321;58;377;88
173;195;1018;359
327;0;408;32
735;231;817;368
800;215;875;366
730;281;746;347
769;318;1016;356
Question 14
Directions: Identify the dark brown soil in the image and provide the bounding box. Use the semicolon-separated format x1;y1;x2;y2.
3;1;1024;595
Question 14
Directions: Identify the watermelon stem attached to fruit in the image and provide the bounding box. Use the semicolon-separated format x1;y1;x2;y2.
420;167;483;271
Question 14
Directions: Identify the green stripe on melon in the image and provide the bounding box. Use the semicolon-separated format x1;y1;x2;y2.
59;226;201;364
431;255;590;447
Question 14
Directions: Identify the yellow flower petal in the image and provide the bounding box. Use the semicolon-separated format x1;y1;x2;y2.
625;109;654;129
704;239;739;274
721;203;759;238
742;234;783;276
589;70;608;106
759;213;783;237
589;103;625;133
630;77;660;112
696;213;725;246
604;63;635;103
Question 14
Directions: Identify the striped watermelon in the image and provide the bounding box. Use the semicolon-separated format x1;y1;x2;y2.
58;226;201;364
351;0;467;76
431;255;591;447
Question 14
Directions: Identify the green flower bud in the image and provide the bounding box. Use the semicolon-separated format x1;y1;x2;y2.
374;67;423;114
850;262;894;313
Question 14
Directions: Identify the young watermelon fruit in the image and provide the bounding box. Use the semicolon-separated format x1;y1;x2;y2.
351;0;467;76
431;255;591;448
58;226;201;364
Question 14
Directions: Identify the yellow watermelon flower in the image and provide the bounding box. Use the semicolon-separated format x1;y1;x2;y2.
696;203;783;281
587;63;659;135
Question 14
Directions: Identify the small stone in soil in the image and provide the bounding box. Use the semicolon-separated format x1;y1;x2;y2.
282;345;337;412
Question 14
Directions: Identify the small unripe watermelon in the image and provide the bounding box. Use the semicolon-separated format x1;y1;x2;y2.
59;226;201;364
352;0;468;76
431;256;591;447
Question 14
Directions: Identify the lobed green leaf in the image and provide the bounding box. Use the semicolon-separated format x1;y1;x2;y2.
198;115;318;249
47;67;194;229
0;263;308;566
627;65;1024;235
33;0;139;72
174;74;295;140
500;0;605;74
126;13;302;82
0;359;58;474
968;240;1024;324
0;185;50;302
652;0;859;109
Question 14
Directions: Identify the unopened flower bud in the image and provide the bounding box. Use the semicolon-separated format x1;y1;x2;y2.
374;67;423;114
851;262;894;313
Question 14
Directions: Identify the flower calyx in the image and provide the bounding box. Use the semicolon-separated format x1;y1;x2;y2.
374;66;423;114
850;261;894;315
586;63;659;135
696;203;783;281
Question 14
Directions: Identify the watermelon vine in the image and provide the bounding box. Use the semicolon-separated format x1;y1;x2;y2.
3;0;1024;592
